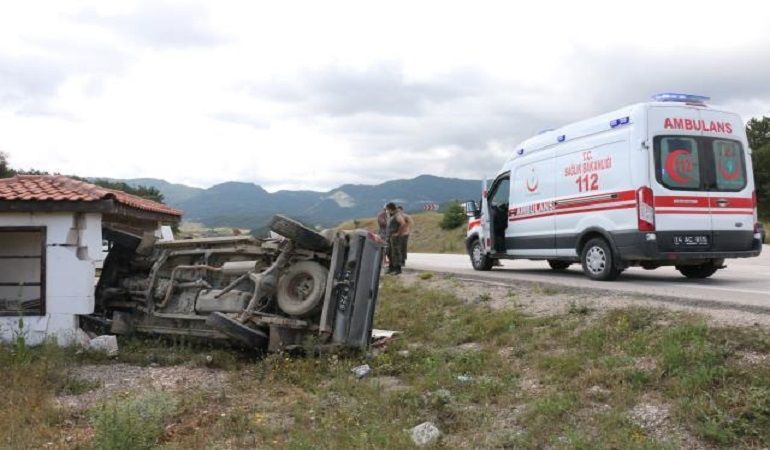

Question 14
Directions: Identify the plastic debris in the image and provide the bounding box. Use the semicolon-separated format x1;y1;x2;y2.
351;364;371;379
456;374;473;383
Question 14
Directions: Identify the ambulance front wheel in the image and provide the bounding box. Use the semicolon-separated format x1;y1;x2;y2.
470;238;494;271
580;238;621;281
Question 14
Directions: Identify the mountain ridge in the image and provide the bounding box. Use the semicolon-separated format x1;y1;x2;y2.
115;175;481;231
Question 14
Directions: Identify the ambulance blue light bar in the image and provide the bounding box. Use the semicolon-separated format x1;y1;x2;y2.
610;116;630;128
652;93;710;103
557;134;566;142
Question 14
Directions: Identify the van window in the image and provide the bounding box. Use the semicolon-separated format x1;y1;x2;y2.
712;139;746;191
490;178;510;206
656;137;701;190
653;136;747;192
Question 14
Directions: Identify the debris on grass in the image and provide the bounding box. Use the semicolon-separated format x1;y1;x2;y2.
351;364;371;379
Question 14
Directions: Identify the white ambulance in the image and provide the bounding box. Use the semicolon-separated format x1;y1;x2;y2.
465;93;763;280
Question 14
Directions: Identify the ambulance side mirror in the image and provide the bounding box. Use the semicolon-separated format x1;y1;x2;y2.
465;200;479;218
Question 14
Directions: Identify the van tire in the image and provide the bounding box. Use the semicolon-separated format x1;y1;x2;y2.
276;261;328;317
676;264;718;279
469;238;494;271
580;238;621;281
269;215;331;252
547;260;571;271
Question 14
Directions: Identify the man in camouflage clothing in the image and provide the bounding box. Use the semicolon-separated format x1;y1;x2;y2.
385;202;406;274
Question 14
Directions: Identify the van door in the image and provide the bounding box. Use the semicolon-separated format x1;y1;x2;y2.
700;110;755;252
509;152;556;256
649;108;712;252
483;173;510;253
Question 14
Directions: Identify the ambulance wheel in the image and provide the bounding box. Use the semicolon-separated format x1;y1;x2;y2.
547;260;571;271
580;238;621;281
269;214;331;252
676;264;718;279
470;238;494;271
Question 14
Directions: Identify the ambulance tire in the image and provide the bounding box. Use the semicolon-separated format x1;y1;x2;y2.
547;260;571;271
676;264;718;279
580;238;621;281
269;214;331;252
470;238;494;271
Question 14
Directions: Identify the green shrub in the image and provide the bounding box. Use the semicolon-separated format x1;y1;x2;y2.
440;202;466;230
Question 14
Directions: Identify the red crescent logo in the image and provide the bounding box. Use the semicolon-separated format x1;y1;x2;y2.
665;149;693;184
717;157;740;181
526;171;538;192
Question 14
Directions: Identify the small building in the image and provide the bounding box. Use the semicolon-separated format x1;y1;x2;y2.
0;175;181;345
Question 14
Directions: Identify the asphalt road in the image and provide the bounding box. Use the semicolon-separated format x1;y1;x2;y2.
406;246;770;312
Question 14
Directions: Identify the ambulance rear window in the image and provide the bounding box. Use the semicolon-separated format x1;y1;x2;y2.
712;139;746;191
656;137;701;190
653;136;747;192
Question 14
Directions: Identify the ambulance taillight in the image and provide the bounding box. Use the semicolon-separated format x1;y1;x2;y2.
637;186;655;232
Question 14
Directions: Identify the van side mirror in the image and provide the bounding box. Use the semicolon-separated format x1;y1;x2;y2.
465;200;479;218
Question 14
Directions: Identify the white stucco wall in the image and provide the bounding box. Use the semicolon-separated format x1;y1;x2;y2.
0;212;103;345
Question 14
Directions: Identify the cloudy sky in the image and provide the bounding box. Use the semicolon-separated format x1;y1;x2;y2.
2;1;770;191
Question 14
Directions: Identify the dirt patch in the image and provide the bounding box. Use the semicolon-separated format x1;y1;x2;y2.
401;271;770;327
56;363;228;411
628;395;708;449
368;376;410;393
737;351;770;366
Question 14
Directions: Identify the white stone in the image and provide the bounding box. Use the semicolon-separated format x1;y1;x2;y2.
410;421;441;447
89;335;119;356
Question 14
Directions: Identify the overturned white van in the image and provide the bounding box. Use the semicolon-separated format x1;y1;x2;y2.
466;93;763;280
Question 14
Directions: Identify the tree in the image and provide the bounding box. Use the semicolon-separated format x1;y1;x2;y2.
0;151;13;178
440;201;467;230
747;117;770;151
746;116;770;219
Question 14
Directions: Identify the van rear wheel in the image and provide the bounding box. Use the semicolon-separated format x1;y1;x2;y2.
547;260;571;271
580;238;621;281
676;264;718;279
469;238;494;271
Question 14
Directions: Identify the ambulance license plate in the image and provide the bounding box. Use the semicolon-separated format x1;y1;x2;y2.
673;235;709;246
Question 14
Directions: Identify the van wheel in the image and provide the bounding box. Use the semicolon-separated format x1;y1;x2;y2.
676;264;718;279
269;215;331;252
547;260;571;271
580;238;621;281
276;261;328;317
469;238;494;271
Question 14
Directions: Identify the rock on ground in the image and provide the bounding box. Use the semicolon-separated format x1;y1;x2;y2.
410;421;441;447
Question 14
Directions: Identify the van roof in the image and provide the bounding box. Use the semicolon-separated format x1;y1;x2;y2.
507;100;736;162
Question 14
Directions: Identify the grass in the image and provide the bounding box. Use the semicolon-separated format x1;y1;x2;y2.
2;279;770;448
339;211;467;254
90;392;177;450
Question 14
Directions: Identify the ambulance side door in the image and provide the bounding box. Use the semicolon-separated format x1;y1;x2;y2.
508;151;556;256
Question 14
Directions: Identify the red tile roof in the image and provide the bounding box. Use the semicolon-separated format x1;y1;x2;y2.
0;175;183;217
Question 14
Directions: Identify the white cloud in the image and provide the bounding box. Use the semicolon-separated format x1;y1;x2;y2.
0;0;769;191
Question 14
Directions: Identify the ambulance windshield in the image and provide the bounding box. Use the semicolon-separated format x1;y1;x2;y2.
653;136;746;192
